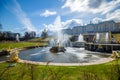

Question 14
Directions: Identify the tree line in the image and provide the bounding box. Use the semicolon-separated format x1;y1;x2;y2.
0;24;50;41
0;31;36;41
0;24;36;41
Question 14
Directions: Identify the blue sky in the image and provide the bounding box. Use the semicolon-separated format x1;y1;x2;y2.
0;0;120;34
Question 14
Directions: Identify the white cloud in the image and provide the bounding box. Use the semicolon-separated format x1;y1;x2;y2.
43;16;62;32
92;9;120;23
43;16;83;32
92;17;103;24
105;9;120;22
40;10;57;17
62;19;83;28
62;0;120;14
5;0;36;32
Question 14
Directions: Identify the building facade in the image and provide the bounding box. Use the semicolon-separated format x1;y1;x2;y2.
62;20;120;36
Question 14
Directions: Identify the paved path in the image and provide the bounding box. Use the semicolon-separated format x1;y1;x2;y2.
18;58;114;66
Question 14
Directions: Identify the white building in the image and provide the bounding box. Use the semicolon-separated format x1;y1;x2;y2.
63;20;120;36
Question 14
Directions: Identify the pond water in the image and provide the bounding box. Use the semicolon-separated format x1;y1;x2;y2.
19;47;109;63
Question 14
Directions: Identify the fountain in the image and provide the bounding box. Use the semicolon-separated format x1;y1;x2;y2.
49;16;72;53
17;16;112;64
96;33;100;43
71;34;84;47
95;32;110;43
49;36;72;53
16;34;20;42
105;32;109;43
78;34;84;42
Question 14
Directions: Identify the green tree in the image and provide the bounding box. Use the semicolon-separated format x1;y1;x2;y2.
0;24;2;30
41;29;48;38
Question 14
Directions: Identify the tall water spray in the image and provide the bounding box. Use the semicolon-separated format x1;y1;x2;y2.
105;32;109;43
49;16;71;47
16;34;20;42
78;34;84;42
96;33;99;42
54;16;62;46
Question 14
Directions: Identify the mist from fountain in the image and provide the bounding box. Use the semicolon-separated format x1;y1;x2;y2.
49;34;72;47
61;34;73;47
49;39;56;46
49;16;72;47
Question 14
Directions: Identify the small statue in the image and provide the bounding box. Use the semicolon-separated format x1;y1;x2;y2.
7;49;19;62
111;51;120;58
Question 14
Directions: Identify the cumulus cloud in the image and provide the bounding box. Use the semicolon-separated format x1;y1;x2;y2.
62;0;120;14
105;9;120;22
92;17;103;24
4;0;36;32
40;10;57;17
43;16;83;32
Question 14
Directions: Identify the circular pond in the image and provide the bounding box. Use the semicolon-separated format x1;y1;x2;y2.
19;47;110;63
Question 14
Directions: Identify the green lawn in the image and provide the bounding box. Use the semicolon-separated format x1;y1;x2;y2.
0;41;48;50
28;37;51;42
0;41;120;80
0;59;120;80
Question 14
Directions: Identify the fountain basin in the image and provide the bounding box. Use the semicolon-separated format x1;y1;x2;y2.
18;47;111;63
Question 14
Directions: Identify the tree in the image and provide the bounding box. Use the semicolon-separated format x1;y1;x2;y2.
0;24;2;41
30;31;36;38
41;29;48;38
24;32;29;40
24;31;36;40
0;24;2;30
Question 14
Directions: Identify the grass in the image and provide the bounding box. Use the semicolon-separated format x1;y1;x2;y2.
28;37;51;42
0;41;48;50
0;59;120;80
0;39;120;80
28;38;44;41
